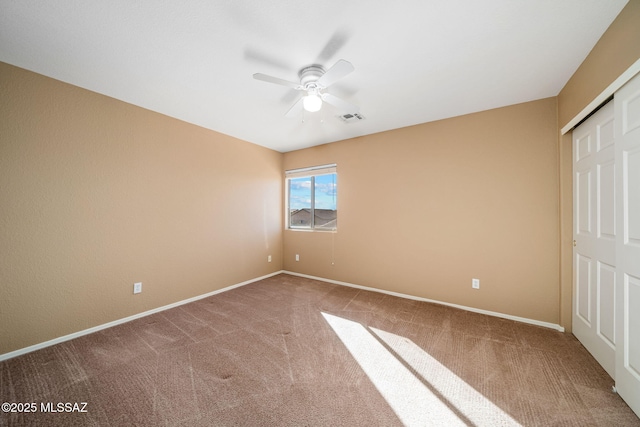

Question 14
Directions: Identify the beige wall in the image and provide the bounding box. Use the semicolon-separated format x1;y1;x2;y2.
0;62;283;355
557;0;640;332
284;98;560;324
558;0;640;128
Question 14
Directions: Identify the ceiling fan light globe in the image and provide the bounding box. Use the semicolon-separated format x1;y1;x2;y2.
303;94;322;112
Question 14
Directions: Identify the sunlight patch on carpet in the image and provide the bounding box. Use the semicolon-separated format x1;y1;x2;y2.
371;326;520;426
322;312;521;426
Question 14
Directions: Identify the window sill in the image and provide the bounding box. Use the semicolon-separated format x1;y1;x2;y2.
287;228;337;233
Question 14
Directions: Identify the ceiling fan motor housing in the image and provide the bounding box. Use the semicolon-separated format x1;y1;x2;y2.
299;65;326;87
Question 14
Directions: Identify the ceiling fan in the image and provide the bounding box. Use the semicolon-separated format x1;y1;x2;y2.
253;59;359;118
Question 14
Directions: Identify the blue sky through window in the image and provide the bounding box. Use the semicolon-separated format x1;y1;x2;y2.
289;173;336;210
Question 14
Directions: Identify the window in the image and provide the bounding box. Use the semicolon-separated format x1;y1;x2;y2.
286;164;337;230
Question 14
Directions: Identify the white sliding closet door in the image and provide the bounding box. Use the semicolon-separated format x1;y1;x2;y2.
615;71;640;417
573;101;616;378
573;71;640;417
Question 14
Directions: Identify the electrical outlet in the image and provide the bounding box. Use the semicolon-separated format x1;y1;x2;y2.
472;278;480;289
295;254;300;262
268;255;272;263
134;282;142;294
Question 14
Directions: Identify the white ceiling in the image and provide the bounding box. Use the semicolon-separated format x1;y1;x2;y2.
0;0;629;152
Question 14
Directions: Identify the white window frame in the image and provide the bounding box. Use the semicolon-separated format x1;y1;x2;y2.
285;164;337;231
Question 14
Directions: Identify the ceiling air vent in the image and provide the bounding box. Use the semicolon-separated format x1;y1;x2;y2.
338;113;365;123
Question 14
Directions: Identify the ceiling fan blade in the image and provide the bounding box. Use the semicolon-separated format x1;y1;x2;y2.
316;59;354;88
285;98;304;118
316;30;351;63
245;47;292;71
321;93;359;114
253;73;302;90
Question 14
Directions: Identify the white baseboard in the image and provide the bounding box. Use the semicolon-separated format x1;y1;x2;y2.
1;269;564;361
0;271;285;362
283;270;565;332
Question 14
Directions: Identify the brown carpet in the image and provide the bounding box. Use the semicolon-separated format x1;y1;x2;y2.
1;273;638;426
